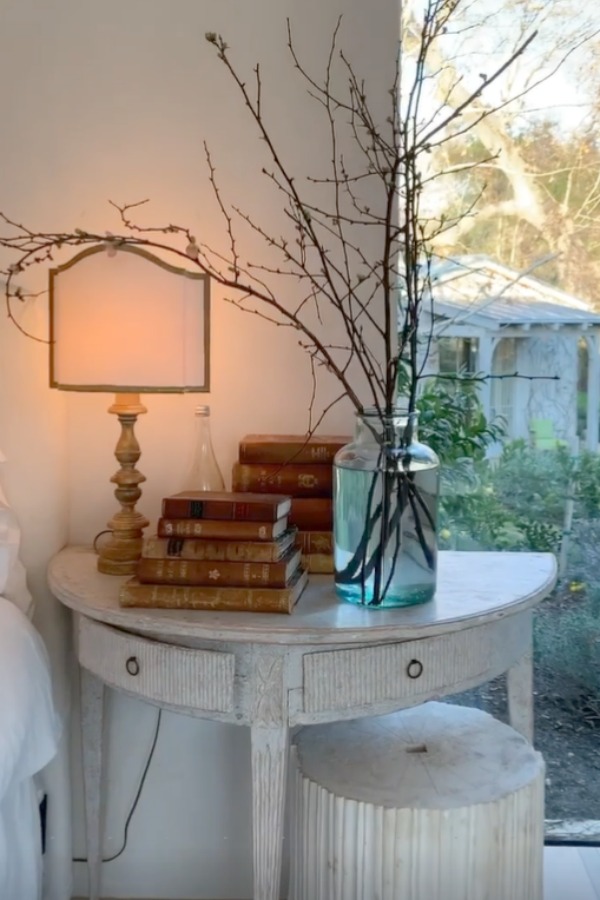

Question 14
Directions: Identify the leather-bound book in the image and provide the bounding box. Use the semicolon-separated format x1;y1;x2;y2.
157;517;288;541
238;434;350;465
119;567;309;614
232;463;333;498
143;529;297;563
295;530;333;555
289;498;333;531
137;548;302;588
162;491;291;522
301;553;335;575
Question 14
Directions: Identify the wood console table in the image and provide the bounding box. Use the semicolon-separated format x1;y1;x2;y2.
48;546;556;900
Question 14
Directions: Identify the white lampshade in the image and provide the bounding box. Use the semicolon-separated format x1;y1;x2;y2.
49;244;210;393
48;243;211;575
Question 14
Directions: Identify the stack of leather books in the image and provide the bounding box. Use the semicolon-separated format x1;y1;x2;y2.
118;491;307;613
232;434;351;574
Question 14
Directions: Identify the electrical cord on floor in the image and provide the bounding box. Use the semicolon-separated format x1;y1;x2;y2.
73;708;162;863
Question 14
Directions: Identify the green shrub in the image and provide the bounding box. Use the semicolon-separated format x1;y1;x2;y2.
533;522;600;696
486;442;574;527
417;374;505;464
409;369;600;698
438;442;580;554
574;450;600;519
534;587;600;697
413;375;600;558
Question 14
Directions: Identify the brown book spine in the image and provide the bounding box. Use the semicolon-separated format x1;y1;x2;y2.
302;553;335;575
143;530;296;563
119;569;309;614
232;463;333;498
239;434;350;464
157;518;287;541
289;498;333;530
295;530;334;554
162;493;290;522
137;548;301;588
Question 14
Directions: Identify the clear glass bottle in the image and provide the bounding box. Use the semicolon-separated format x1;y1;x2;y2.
333;408;439;608
181;405;226;491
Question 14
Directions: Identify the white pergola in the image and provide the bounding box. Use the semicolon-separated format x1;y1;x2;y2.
419;257;600;451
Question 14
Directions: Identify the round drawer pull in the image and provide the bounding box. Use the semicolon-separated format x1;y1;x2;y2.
407;659;423;679
125;656;140;676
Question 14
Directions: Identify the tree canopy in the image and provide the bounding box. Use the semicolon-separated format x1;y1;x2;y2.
410;0;600;301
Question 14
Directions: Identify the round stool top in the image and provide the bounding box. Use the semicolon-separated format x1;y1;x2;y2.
293;702;543;809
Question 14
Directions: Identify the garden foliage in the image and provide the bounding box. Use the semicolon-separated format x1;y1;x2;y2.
425;375;600;695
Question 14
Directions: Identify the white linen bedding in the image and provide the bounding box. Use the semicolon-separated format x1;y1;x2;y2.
0;480;34;616
0;597;60;900
0;483;60;899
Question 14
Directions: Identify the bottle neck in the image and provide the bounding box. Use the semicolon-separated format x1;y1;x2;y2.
192;409;219;465
194;412;213;447
182;405;225;491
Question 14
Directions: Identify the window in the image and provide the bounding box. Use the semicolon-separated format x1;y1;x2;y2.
438;337;478;375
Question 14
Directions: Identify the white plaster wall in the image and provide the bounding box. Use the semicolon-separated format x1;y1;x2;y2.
0;1;400;897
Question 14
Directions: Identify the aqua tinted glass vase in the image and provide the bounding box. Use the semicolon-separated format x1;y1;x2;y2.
333;409;439;608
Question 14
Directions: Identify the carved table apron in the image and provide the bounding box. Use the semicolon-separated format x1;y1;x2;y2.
48;546;557;900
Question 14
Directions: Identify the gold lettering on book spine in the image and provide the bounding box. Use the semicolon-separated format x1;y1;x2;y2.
119;578;295;611
298;473;319;489
149;584;270;610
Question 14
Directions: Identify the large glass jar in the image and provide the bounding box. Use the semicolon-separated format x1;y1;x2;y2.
333;409;439;608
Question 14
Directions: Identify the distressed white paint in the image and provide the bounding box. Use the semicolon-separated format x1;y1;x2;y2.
79;669;105;900
289;703;545;900
78;615;235;712
49;547;556;646
507;644;534;741
50;547;555;899
302;615;528;716
247;650;290;900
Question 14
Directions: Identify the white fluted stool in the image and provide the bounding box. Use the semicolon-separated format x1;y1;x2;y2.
289;702;544;900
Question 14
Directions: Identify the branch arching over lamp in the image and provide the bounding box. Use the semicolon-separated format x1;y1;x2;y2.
49;244;210;575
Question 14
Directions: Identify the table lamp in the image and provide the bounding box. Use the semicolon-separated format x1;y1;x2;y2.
49;244;210;575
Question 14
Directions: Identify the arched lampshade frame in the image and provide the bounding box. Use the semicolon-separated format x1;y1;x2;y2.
48;243;211;575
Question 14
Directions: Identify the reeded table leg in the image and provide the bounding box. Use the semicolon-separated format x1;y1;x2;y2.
251;724;290;900
507;612;534;742
80;668;105;900
249;649;290;900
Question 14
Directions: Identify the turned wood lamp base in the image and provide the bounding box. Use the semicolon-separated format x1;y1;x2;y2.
96;393;150;575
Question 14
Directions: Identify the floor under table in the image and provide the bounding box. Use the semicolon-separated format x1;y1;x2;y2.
70;845;600;900
544;845;600;899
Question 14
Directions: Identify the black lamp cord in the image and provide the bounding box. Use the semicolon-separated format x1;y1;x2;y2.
73;708;162;864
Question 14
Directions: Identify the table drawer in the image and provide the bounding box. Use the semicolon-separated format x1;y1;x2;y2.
303;628;490;714
78;617;235;713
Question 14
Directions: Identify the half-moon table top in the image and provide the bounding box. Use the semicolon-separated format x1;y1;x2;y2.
48;546;557;646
